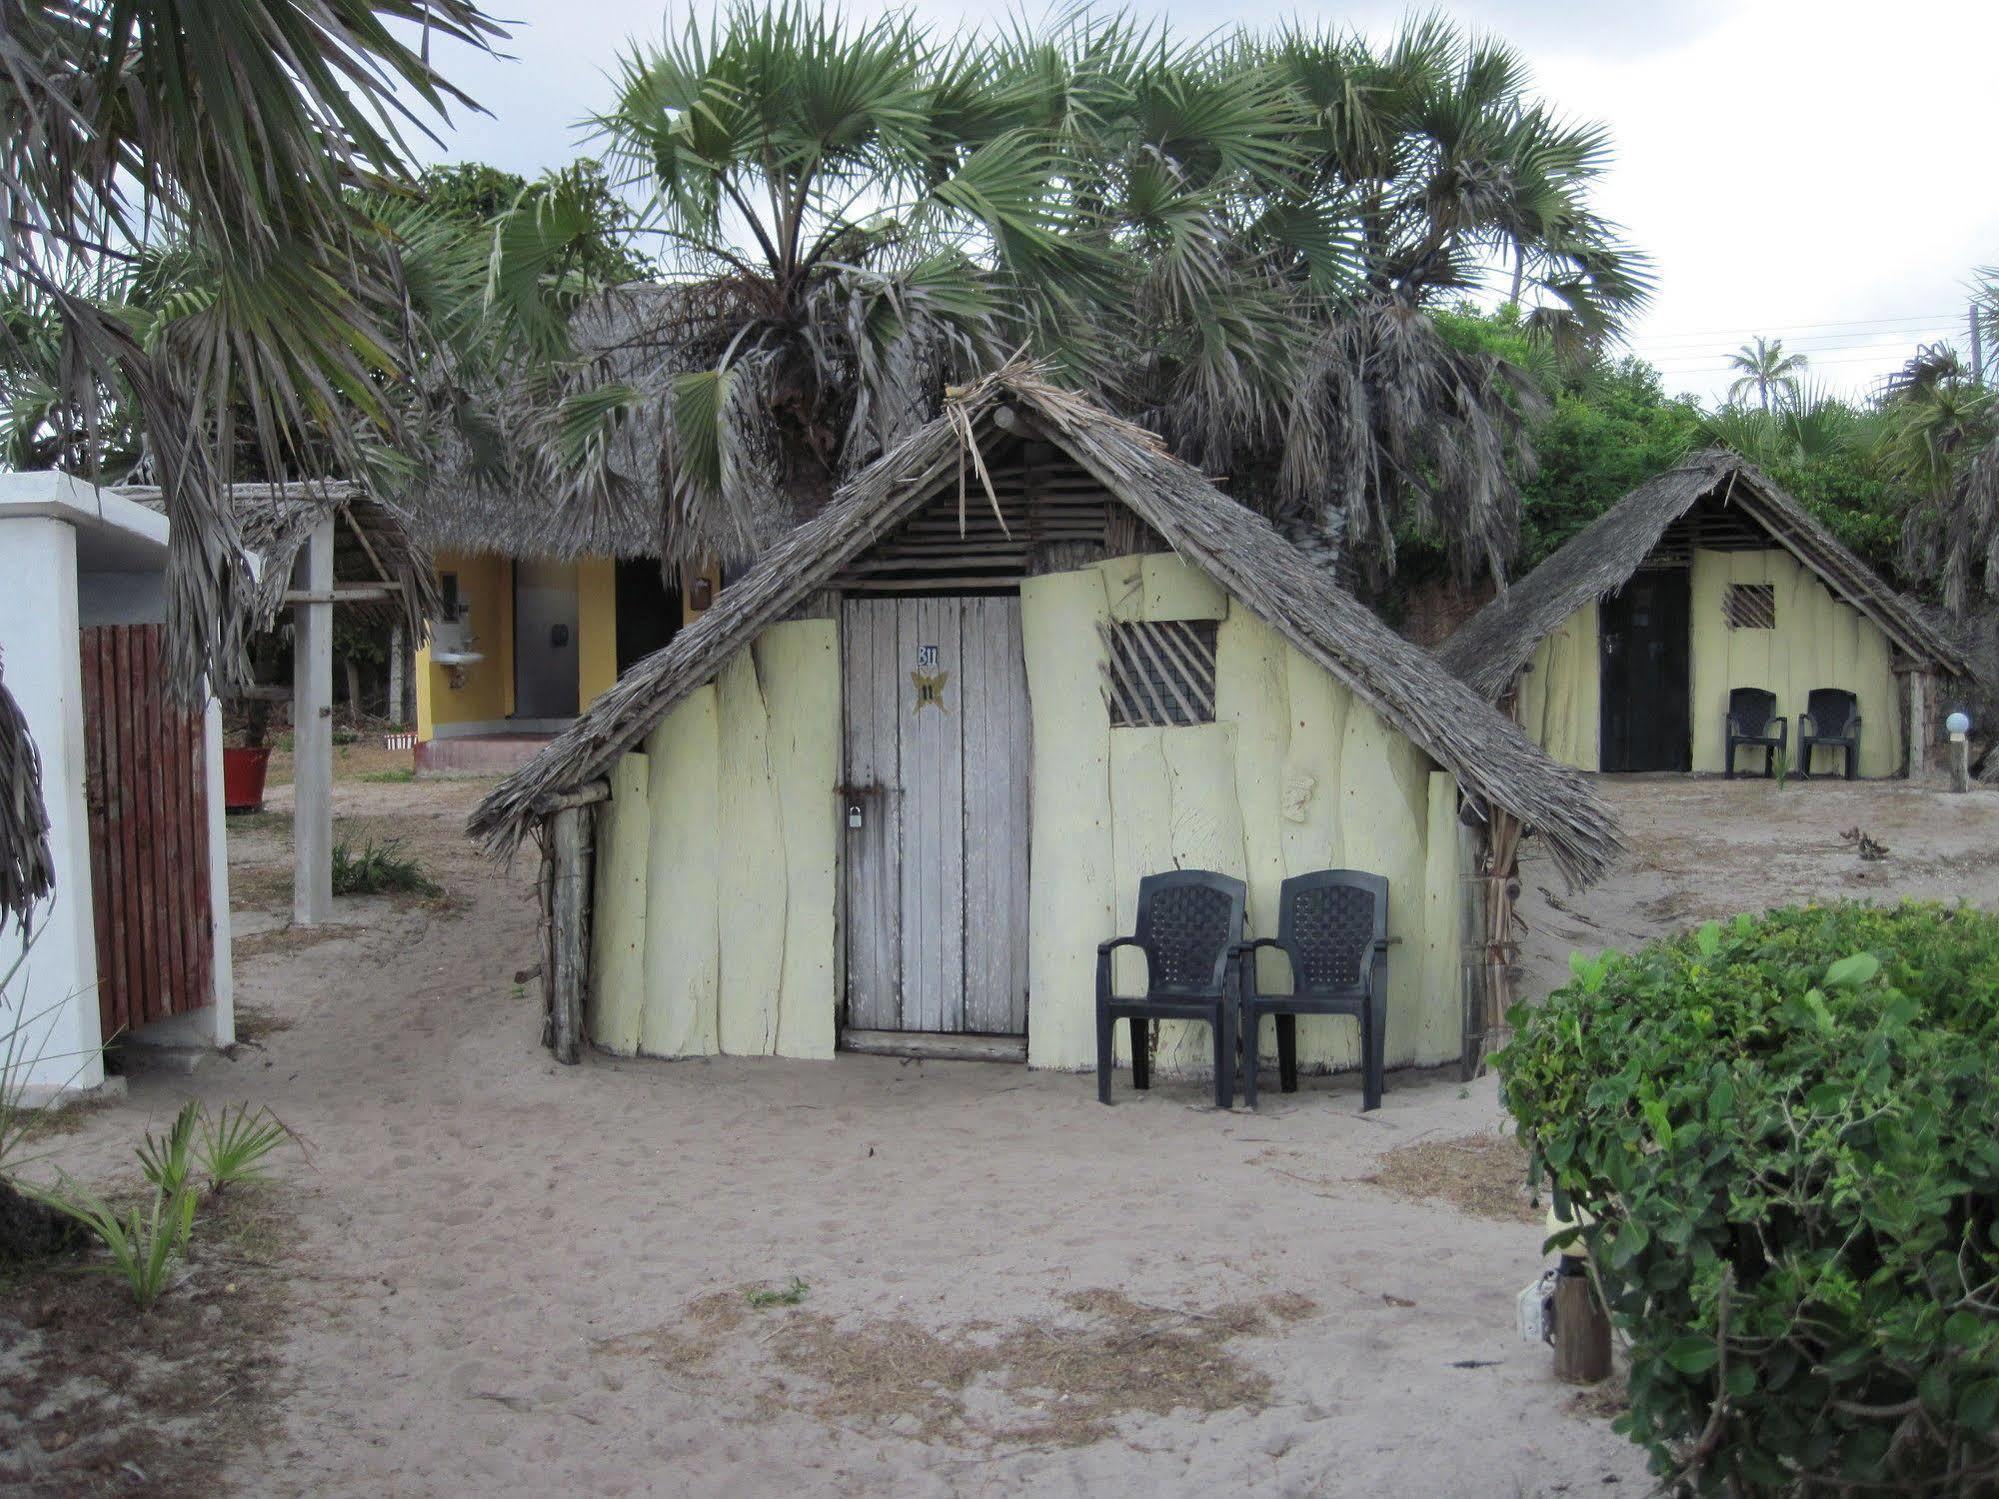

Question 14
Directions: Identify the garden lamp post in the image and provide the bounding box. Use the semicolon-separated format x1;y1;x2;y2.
1946;711;1972;794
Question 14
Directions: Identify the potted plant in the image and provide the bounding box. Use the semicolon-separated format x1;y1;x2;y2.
222;637;284;813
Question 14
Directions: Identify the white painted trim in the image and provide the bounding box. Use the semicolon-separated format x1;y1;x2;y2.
0;471;169;551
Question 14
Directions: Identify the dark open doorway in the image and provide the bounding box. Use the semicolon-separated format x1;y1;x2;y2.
1599;569;1691;771
615;558;682;678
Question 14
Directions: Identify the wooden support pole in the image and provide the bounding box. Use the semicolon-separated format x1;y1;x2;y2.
1908;670;1930;781
547;804;593;1065
1552;1263;1612;1384
387;622;406;728
292;516;335;926
1951;734;1972;794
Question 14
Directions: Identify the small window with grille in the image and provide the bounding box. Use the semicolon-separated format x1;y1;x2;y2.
1724;583;1776;630
1100;620;1218;727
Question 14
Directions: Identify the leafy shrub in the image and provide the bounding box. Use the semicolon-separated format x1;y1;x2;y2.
26;1177;197;1310
330;838;441;897
136;1100;199;1197
1499;903;1999;1495
197;1104;290;1194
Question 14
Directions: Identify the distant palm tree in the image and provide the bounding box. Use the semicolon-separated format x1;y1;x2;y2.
1727;336;1808;412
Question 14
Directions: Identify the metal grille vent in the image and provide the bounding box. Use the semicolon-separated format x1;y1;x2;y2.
1724;583;1776;630
1100;619;1218;727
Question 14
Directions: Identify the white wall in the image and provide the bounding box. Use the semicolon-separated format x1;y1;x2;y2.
0;515;105;1101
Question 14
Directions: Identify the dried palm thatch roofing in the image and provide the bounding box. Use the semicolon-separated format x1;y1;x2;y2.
471;364;1622;885
1440;451;1970;702
404;285;793;565
119;482;437;641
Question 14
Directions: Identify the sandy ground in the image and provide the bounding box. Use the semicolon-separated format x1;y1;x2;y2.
16;771;1999;1497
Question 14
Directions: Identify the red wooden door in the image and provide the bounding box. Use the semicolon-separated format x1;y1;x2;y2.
80;624;215;1038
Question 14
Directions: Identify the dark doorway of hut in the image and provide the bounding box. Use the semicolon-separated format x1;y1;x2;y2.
513;559;580;720
839;595;1032;1062
1599;569;1691;772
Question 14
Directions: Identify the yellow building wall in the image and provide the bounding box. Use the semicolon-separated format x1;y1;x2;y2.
417;551;624;740
1024;554;1465;1075
1510;553;1902;778
577;556;618;707
1688;549;1902;777
415;551;514;737
1514;600;1600;771
587;619;840;1059
589;555;1467;1075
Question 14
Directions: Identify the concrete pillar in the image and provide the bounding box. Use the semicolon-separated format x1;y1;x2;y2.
0;513;105;1099
292;517;335;925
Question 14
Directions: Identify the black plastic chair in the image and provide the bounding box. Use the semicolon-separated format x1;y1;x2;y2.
1798;689;1862;780
1724;688;1787;779
1096;870;1245;1110
1234;871;1389;1113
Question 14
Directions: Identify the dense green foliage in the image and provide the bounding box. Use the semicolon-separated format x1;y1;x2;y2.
1499;904;1999;1495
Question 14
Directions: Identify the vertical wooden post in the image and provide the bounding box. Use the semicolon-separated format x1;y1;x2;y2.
292;516;334;926
387;621;406;727
1907;670;1930;781
1950;735;1972;794
1552;1263;1612;1384
548;804;593;1064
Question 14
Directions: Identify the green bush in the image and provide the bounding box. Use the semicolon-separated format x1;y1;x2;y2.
330;838;441;897
1499;902;1999;1495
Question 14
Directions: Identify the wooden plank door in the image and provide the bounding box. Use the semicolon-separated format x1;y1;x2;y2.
1600;570;1692;772
80;624;215;1039
840;597;1031;1035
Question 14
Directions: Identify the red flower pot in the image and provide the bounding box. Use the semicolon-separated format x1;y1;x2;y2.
222;745;272;813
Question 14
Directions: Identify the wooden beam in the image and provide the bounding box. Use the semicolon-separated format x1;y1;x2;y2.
1908;669;1931;780
840;1029;1027;1063
292;515;335;925
547;803;594;1064
281;584;401;604
341;504;397;584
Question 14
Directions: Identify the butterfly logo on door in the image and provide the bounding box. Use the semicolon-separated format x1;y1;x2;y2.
910;668;950;713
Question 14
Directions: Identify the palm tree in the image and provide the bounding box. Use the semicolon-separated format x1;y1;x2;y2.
1882;345;1999;615
1726;336;1808;412
1000;14;1652;582
1;0;507;706
516;0;1096;565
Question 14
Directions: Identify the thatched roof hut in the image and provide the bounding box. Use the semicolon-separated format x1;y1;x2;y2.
1440;453;1966;777
479;365;1620;1085
475;365;1618;882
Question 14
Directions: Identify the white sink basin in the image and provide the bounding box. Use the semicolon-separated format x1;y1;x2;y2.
433;650;484;667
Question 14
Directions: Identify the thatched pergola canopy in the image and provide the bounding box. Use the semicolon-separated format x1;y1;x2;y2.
119;481;437;642
1440;452;1970;702
471;365;1622;885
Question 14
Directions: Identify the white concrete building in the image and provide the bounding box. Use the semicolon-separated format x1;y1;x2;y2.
1;473;233;1105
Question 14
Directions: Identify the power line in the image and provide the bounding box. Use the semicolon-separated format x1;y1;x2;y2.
1627;310;1963;343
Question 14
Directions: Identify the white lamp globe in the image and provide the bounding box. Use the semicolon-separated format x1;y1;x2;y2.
1946;711;1971;736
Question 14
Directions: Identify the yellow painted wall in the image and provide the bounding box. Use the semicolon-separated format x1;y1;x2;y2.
417;551;625;740
1514;600;1600;770
1512;553;1903;778
416;551;515;735
1688;549;1902;776
588;619;840;1059
591;553;1466;1075
577;556;618;707
1025;554;1465;1075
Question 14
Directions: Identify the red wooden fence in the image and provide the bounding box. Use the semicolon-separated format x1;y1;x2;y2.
80;624;214;1038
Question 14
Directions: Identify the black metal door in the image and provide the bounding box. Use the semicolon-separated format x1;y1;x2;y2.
1599;570;1691;771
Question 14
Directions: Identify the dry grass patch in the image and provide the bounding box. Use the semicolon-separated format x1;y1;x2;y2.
599;1285;1316;1449
0;1187;296;1497
1363;1132;1540;1224
232;925;362;962
226;864;292;914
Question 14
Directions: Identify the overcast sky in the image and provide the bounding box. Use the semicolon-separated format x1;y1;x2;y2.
407;0;1998;405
